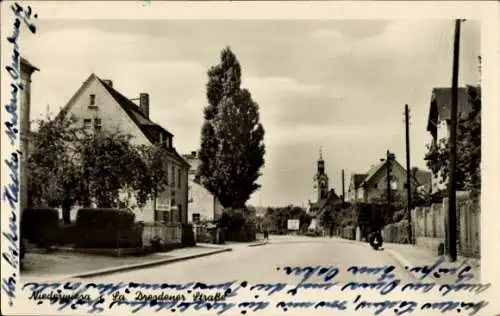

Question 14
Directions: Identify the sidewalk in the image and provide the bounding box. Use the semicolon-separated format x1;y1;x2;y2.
21;245;230;282
382;242;481;283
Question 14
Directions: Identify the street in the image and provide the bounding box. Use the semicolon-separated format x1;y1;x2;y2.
91;235;414;284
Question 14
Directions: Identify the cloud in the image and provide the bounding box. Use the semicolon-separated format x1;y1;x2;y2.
20;19;481;207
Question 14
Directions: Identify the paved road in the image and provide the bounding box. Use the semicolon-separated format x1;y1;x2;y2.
92;235;414;284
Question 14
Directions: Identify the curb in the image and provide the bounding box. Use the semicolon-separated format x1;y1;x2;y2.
196;243;231;250
248;241;268;247
56;248;232;280
384;248;423;281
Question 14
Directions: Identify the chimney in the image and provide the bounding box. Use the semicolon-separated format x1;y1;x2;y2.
103;79;113;87
139;93;149;117
191;151;196;157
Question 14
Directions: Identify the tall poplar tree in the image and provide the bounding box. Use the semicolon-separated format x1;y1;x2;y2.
197;47;265;209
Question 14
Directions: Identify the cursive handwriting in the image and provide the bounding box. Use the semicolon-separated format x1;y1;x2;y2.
342;279;401;295
353;294;418;315
2;3;38;307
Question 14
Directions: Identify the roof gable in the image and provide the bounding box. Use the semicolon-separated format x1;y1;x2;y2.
351;173;367;189
361;159;408;186
97;78;173;141
55;74;189;167
427;87;470;134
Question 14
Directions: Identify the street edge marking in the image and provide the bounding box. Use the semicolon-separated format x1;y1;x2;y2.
52;248;233;280
385;248;428;282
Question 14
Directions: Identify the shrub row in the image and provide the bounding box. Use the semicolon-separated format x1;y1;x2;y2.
75;208;141;248
22;208;142;249
23;208;197;249
22;208;59;248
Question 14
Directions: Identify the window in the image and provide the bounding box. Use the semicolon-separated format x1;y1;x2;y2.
391;181;398;190
83;119;92;129
159;133;163;144
177;168;181;188
404;182;408;189
171;166;175;186
374;184;378;189
192;213;200;224
89;94;96;108
94;118;102;130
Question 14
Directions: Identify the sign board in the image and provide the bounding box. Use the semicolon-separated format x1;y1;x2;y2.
156;190;171;211
287;219;300;231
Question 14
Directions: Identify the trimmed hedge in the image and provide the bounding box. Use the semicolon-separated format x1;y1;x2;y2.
76;208;135;230
75;208;142;248
22;208;59;247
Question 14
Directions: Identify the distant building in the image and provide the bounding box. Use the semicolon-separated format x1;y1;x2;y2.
56;74;189;223
307;148;332;230
182;151;223;224
347;173;368;203
20;57;39;214
425;87;471;194
348;157;430;204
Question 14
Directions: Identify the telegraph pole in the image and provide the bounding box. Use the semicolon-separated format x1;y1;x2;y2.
386;150;392;211
341;169;345;205
405;104;413;244
447;19;462;262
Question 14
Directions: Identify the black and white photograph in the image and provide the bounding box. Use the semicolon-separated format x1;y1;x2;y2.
1;1;499;315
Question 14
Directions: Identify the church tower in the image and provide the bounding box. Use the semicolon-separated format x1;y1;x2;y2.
313;147;329;201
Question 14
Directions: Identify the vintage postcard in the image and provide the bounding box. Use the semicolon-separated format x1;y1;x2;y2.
1;1;499;315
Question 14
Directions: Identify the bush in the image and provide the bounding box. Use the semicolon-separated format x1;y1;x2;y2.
181;223;196;246
22;208;59;248
76;208;135;230
219;208;257;242
75;208;142;248
305;230;322;237
342;225;356;240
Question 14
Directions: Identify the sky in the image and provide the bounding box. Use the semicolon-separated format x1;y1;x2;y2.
19;18;480;208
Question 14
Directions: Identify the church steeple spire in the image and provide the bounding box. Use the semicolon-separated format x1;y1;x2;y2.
317;147;325;174
314;146;329;200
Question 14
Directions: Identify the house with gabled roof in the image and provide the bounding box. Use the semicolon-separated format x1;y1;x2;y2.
182;150;223;225
347;173;367;203
425;87;471;194
56;73;190;223
348;157;426;204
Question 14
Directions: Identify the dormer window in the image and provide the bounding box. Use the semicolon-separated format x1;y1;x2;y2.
89;94;97;109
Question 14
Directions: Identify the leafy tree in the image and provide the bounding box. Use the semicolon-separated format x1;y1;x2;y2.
27;110;82;223
424;85;481;198
78;132;151;208
197;47;265;209
136;144;171;217
28;112;170;223
264;205;310;234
